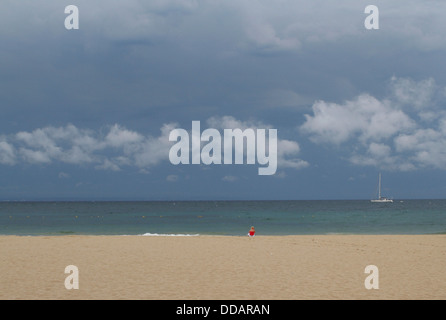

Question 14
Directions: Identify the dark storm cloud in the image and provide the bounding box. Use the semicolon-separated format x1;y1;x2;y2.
1;1;446;199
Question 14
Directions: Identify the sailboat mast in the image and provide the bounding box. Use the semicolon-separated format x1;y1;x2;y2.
378;173;381;199
371;172;393;202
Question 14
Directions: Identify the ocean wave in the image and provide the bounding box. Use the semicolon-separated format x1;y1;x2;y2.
140;233;200;237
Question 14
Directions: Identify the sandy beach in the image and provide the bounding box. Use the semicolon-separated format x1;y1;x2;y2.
1;235;445;300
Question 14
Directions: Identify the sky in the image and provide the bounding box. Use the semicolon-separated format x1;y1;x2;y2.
1;0;446;200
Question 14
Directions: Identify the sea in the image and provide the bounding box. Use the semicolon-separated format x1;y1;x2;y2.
1;200;446;236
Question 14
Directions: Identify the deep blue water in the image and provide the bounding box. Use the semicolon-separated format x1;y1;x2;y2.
0;200;446;236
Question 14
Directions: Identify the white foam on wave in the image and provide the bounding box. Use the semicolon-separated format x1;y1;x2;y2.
140;233;200;237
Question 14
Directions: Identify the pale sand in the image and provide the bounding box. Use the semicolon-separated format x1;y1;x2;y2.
1;235;445;300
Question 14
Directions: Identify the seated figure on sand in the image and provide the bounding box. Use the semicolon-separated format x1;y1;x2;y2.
248;226;255;237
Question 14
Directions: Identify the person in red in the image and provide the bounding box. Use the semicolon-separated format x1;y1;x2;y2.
248;226;255;237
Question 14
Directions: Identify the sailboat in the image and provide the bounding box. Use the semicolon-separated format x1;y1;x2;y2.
370;173;393;203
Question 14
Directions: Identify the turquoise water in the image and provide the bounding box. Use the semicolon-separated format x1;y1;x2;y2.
0;200;446;236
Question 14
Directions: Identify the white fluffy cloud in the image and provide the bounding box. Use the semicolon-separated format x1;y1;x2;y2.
0;123;174;170
301;94;415;145
301;76;446;171
0;116;307;173
0;140;16;165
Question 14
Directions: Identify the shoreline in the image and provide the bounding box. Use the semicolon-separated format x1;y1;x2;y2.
1;234;446;300
0;232;446;238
